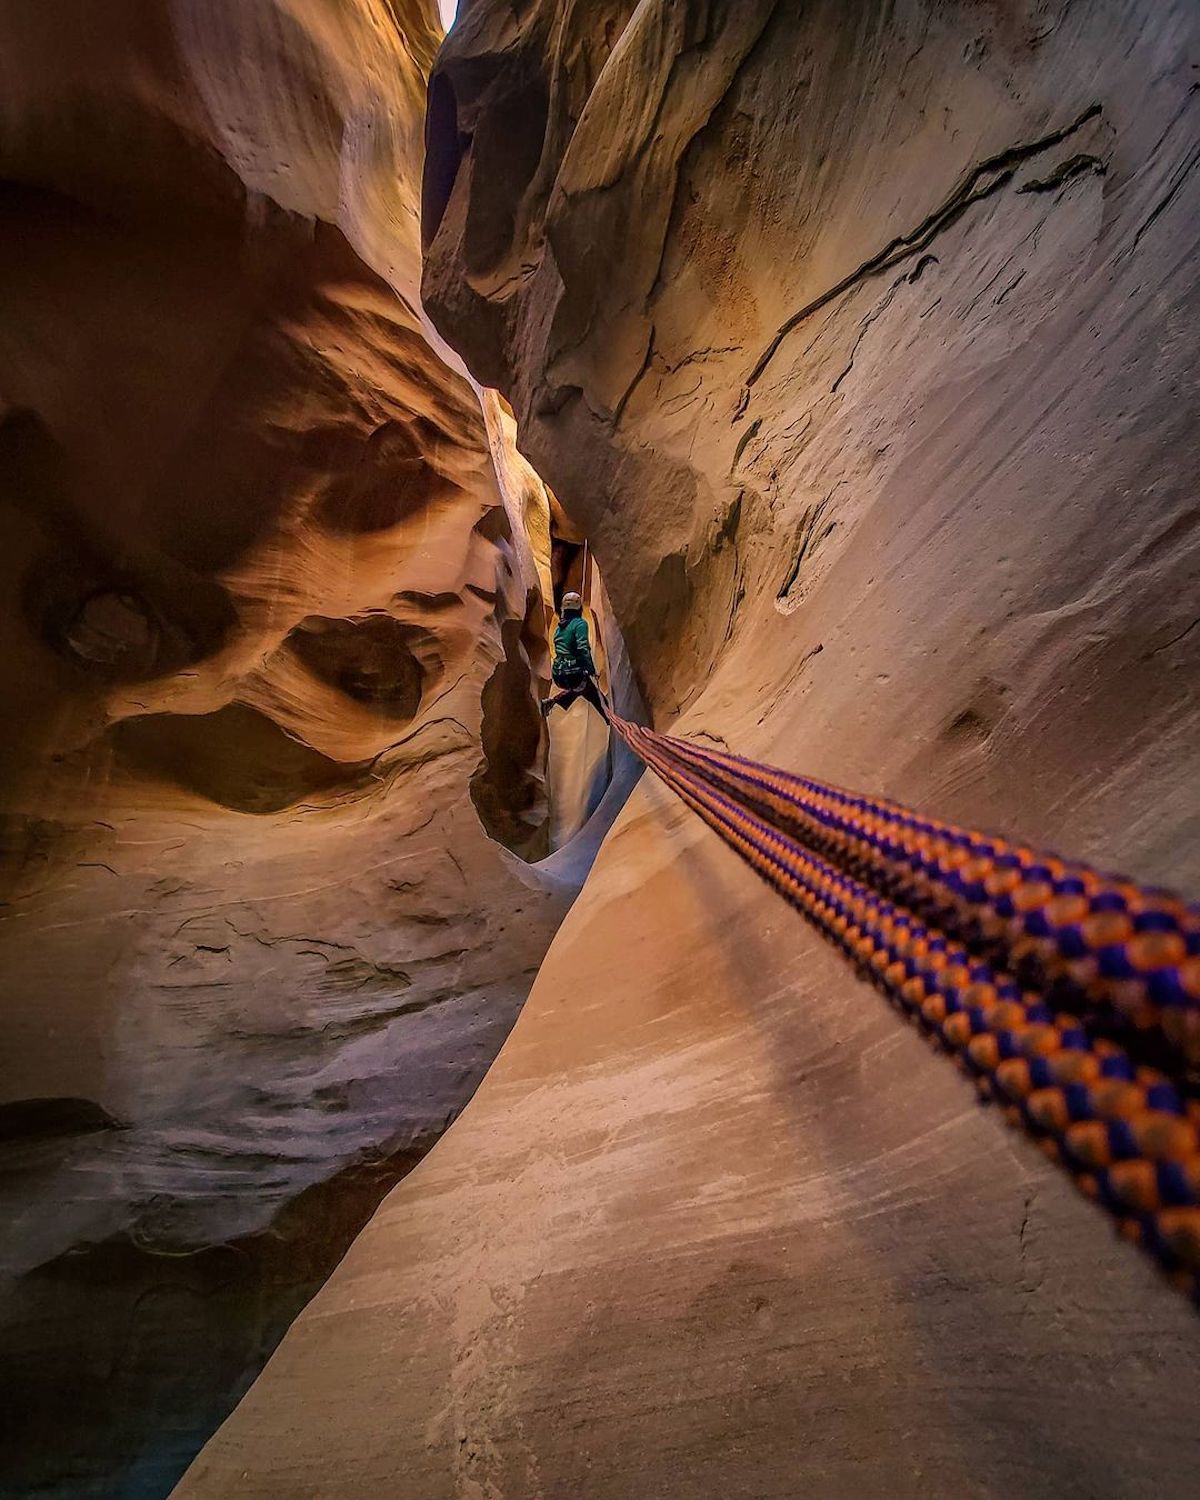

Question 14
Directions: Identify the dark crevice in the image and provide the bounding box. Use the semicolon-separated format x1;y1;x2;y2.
730;416;762;472
470;608;548;860
422;71;466;249
0;1097;124;1143
1017;153;1106;194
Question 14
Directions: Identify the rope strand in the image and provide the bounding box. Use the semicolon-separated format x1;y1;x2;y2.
609;711;1200;1298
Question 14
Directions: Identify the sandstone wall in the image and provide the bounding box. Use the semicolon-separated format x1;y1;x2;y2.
176;2;1200;1496
0;1;575;1493
422;0;1200;891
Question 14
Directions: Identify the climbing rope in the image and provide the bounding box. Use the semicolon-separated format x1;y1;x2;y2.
608;710;1200;1298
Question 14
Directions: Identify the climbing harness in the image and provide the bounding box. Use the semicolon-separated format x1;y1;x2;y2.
608;710;1200;1298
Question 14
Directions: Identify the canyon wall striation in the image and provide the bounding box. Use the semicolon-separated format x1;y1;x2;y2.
178;2;1200;1497
0;1;585;1493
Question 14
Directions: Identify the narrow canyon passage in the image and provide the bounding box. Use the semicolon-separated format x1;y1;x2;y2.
5;1;1200;1498
0;2;625;1494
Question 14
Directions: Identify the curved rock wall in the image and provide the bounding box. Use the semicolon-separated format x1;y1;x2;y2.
176;2;1200;1496
422;2;1200;889
0;2;573;1494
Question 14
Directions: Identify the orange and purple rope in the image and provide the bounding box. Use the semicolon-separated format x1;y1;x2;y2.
610;712;1200;1298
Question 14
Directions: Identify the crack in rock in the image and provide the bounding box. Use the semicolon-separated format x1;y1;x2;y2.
1017;152;1106;194
745;102;1102;389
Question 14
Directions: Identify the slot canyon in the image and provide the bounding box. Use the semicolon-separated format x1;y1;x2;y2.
1;1;1198;1497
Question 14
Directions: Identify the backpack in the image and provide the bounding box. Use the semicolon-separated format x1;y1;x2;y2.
552;654;586;688
552;615;587;687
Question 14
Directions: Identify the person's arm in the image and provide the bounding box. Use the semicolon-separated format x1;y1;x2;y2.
574;618;597;677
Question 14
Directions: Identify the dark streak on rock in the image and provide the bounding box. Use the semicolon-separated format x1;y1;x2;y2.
745;103;1102;389
730;416;762;472
1143;615;1200;658
777;493;840;600
1129;140;1200;257
799;642;824;670
611;326;657;429
656;343;743;375
831;273;907;394
995;271;1026;305
1017;153;1106;194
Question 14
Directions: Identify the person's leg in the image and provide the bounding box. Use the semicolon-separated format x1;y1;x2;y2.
542;687;581;716
581;678;608;720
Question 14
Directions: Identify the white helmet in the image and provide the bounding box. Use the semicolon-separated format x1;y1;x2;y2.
562;590;582;610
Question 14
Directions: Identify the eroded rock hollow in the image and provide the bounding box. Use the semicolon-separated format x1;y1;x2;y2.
5;0;1200;1496
0;1;615;1493
175;1;1200;1498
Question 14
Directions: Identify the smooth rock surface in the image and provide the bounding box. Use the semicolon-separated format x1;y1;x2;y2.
176;776;1200;1500
179;1;1200;1494
0;1;591;1492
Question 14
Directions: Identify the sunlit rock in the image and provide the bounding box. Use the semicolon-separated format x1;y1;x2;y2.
175;3;1200;1495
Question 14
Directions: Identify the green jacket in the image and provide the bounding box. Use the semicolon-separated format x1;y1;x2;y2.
553;611;596;678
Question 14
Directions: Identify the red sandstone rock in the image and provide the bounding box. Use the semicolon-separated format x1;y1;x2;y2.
176;2;1200;1495
0;1;578;1491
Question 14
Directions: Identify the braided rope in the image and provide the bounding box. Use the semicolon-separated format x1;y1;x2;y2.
609;712;1200;1296
659;732;1200;1064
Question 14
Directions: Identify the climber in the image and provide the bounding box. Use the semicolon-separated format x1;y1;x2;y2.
542;590;608;721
